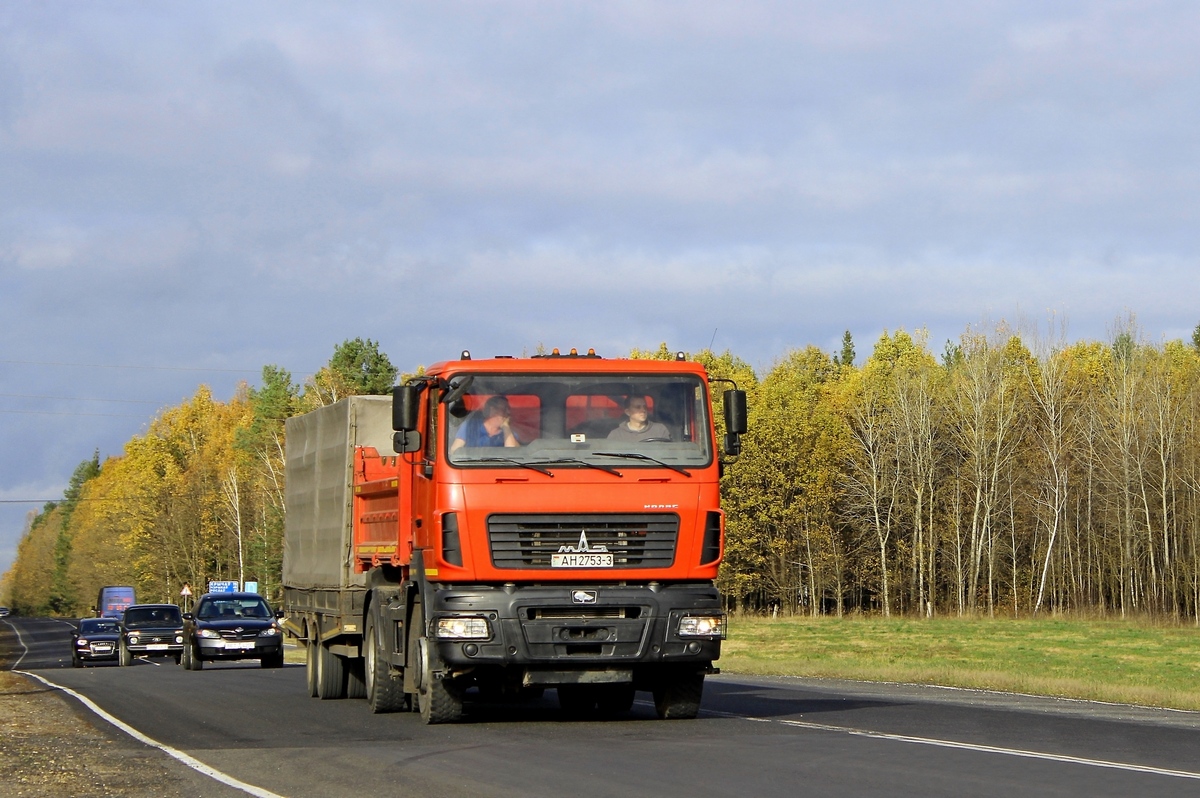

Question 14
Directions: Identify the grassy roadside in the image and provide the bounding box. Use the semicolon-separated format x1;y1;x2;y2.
718;615;1200;711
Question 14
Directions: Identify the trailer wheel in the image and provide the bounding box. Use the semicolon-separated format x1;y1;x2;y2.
305;636;318;697
652;669;704;719
315;640;346;699
344;656;366;696
409;599;463;724
365;614;407;713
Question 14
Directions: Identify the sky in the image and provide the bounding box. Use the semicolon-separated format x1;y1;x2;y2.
2;1;1199;577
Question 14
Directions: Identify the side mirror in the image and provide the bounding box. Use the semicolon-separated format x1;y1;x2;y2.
393;430;422;454
723;433;742;457
723;389;747;434
182;613;193;621
275;609;285;619
392;385;421;432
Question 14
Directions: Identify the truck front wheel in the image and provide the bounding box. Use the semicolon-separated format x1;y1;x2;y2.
365;615;407;713
409;600;463;724
653;669;705;719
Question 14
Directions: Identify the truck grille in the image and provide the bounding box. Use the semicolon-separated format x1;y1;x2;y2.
488;514;678;569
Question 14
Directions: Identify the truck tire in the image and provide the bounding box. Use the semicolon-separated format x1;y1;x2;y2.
315;641;346;699
119;640;132;667
306;636;319;697
365;615;407;713
653;669;704;719
344;656;366;696
596;684;636;717
409;599;463;724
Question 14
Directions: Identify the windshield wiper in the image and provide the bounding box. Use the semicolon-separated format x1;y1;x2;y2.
473;457;554;476
530;458;623;477
594;451;691;477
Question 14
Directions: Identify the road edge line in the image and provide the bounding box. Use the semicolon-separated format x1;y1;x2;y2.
703;707;1200;781
18;670;286;798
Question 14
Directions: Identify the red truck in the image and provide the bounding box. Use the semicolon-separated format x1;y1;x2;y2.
282;349;747;723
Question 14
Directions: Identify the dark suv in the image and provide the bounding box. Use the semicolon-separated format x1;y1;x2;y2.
181;592;284;669
119;604;184;665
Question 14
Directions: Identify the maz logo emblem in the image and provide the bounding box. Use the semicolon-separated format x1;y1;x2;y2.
572;590;598;604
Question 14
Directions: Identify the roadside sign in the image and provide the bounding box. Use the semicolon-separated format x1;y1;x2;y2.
207;580;238;593
243;581;258;594
180;584;192;597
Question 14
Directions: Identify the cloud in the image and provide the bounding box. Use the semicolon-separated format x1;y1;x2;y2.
2;1;1200;574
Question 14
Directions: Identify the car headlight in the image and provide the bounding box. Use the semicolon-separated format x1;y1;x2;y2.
197;628;221;639
76;639;88;647
128;636;139;645
435;616;490;640
258;626;279;637
678;615;726;638
175;635;184;644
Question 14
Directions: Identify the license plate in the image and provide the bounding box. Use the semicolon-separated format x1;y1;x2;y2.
551;553;614;568
146;644;169;651
93;644;114;652
223;641;256;650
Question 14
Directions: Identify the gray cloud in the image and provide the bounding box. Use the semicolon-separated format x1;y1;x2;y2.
2;0;1199;573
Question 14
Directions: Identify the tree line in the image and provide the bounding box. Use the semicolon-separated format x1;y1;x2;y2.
6;322;1200;622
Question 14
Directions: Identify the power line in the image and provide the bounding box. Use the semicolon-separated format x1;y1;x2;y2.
0;409;147;418
0;359;262;374
0;392;162;405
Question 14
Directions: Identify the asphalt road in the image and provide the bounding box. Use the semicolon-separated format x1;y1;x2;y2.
4;616;1200;797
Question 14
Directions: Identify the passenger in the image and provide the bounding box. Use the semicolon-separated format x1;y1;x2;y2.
607;395;671;442
450;395;519;451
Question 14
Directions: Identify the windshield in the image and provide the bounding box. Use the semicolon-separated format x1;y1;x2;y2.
80;620;119;634
444;373;712;470
124;606;181;627
196;596;273;621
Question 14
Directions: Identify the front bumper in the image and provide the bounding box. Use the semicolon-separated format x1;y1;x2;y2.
76;643;118;661
126;642;184;656
426;583;724;676
196;637;282;660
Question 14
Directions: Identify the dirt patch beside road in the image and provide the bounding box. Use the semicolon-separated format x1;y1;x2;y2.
0;670;243;797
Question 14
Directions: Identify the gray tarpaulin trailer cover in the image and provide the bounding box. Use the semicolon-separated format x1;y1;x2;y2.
282;396;396;591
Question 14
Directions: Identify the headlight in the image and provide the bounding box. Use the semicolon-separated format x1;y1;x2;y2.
678;615;726;638
128;636;139;645
175;635;184;644
197;628;221;639
258;626;279;637
435;616;490;640
76;639;88;647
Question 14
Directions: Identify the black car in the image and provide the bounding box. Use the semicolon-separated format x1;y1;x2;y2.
72;618;121;666
181;592;284;670
119;604;184;665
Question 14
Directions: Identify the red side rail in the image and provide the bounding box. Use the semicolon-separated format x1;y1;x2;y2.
352;447;405;572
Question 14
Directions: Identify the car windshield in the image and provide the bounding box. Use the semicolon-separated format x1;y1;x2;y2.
80;620;119;634
444;373;713;471
195;597;273;621
123;607;181;627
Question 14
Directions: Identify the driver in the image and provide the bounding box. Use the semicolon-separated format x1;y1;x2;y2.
451;395;520;451
607;395;671;442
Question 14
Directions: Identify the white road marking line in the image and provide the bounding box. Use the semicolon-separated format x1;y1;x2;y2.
703;708;1200;781
3;618;31;669
19;669;286;798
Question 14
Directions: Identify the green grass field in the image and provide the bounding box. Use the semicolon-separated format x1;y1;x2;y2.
718;615;1200;711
